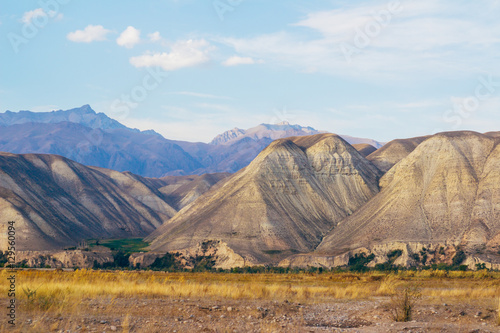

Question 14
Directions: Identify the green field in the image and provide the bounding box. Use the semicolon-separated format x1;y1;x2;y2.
88;238;149;253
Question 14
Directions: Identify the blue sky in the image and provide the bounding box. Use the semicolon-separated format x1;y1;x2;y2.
1;0;500;142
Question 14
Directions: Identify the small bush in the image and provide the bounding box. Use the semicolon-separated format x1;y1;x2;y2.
23;287;38;308
150;253;180;271
348;253;375;272
113;250;130;268
452;249;466;266
476;263;487;270
390;284;422;322
387;250;403;261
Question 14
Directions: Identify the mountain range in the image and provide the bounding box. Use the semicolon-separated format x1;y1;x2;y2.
147;130;500;268
2;105;499;269
0;105;383;177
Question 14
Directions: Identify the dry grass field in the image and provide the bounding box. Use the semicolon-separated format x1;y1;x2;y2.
1;269;499;332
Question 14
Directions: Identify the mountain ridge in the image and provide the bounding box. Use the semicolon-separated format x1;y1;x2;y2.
147;133;383;264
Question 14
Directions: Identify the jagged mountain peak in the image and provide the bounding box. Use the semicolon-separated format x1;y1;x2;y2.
209;122;325;146
209;122;383;152
0;104;127;130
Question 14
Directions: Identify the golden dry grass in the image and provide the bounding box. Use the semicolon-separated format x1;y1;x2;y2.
1;269;499;304
0;269;499;332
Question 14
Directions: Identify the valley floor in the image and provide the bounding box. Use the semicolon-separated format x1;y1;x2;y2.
1;269;499;332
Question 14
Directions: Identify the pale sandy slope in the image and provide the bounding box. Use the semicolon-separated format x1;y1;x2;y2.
316;131;500;256
0;153;177;250
148;134;382;263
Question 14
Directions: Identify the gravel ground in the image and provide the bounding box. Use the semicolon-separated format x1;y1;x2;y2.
13;296;500;333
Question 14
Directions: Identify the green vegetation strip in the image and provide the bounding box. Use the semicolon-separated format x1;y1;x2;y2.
88;238;149;253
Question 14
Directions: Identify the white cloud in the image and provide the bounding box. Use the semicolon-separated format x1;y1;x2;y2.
67;25;111;43
148;31;162;42
117;26;141;48
222;56;262;66
21;8;63;24
130;39;213;71
22;8;45;24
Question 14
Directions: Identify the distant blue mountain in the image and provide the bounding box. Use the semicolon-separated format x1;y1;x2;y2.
0;105;127;130
0;105;382;177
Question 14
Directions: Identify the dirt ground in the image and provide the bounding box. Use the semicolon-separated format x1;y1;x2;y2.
8;296;500;333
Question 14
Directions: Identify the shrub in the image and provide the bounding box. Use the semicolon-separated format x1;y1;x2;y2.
150;253;180;271
452;249;466;266
390;284;422;322
192;255;216;272
113;250;130;268
476;263;487;270
348;253;375;272
387;250;403;261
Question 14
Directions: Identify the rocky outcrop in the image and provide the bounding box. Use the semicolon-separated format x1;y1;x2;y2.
16;250;113;268
130;241;247;269
129;252;166;268
175;240;248;269
280;242;468;269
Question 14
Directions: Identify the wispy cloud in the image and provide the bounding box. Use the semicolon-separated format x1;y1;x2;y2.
130;39;213;71
67;25;112;43
148;31;162;42
218;0;500;79
222;56;262;66
22;8;63;24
